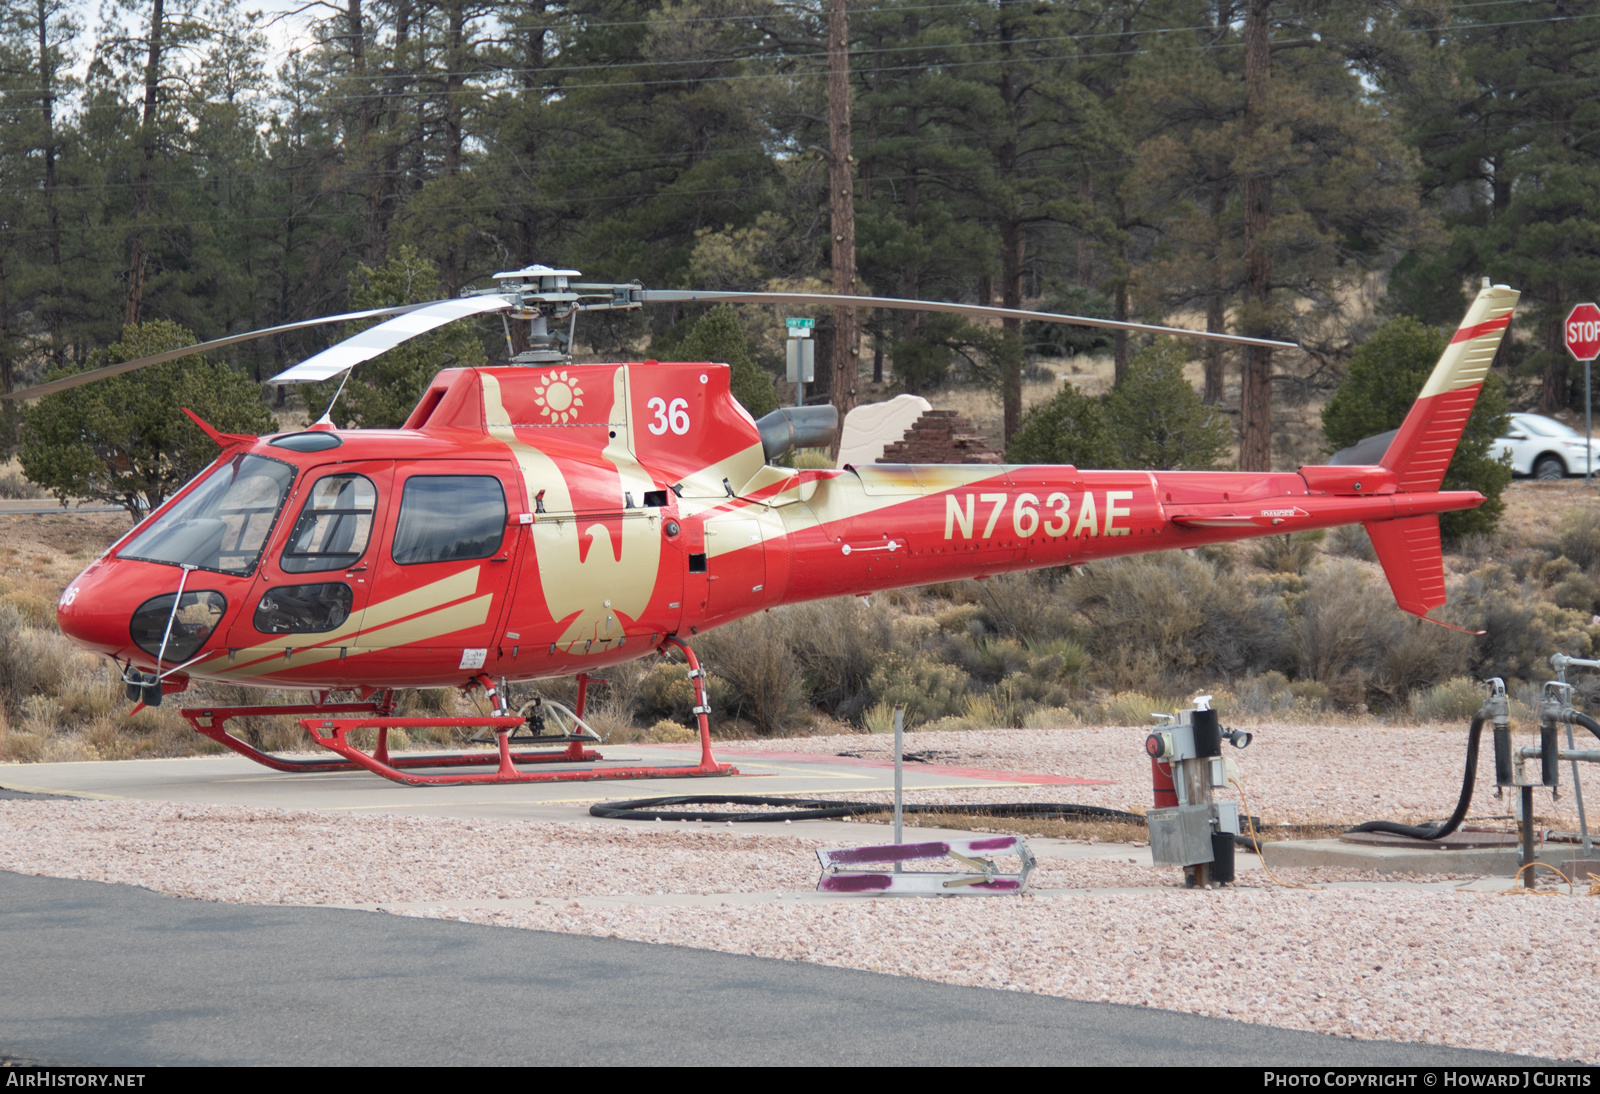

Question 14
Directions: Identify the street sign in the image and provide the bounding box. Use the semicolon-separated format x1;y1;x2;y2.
786;317;814;338
1566;302;1600;361
1568;303;1600;486
786;338;815;382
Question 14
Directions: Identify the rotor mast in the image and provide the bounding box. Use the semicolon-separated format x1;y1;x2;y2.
466;265;642;366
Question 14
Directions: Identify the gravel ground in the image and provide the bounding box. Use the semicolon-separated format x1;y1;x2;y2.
716;721;1591;829
2;796;1598;1062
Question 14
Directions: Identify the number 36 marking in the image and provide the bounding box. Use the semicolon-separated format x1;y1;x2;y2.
647;397;691;436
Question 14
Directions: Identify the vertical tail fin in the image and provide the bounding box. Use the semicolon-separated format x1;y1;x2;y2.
1366;282;1518;621
1379;282;1519;491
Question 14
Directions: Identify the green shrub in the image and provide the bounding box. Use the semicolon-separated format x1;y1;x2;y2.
1556;509;1600;571
1292;559;1472;707
967;569;1077;641
1104;339;1233;470
692;613;807;736
1250;531;1324;575
1023;706;1079;729
1023;637;1088;685
1539;557;1600;614
1069;552;1290;683
1455;563;1595;682
862;702;897;734
1229;671;1330;717
1326;524;1377;563
866;650;969;727
1004;380;1118;468
784;597;895;722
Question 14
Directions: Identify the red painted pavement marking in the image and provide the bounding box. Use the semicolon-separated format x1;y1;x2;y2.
646;745;1113;785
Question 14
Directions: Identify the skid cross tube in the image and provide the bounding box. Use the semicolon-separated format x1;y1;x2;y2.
291;645;733;785
183;644;735;785
182;701;599;773
298;713;734;786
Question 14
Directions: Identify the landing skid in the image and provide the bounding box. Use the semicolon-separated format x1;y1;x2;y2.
178;639;736;786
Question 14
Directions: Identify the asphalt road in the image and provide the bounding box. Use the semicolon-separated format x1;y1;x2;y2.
0;871;1536;1067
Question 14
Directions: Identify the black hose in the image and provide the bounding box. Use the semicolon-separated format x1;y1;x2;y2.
1572;711;1600;743
589;795;1147;824
1346;712;1486;841
589;794;1266;846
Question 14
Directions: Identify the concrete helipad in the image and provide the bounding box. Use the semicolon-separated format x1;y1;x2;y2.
0;743;1106;826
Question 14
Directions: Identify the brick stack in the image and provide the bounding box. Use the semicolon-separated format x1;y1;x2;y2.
876;410;1002;464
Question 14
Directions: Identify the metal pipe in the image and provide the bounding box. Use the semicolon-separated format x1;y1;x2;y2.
1552;654;1600;673
1521;785;1537;889
1568;720;1593;856
893;703;905;868
154;564;197;677
1514;747;1600;763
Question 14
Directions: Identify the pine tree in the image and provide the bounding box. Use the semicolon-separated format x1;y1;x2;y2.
21;321;275;518
1105;339;1233;471
1003;380;1117;469
1397;1;1600;413
317;246;487;428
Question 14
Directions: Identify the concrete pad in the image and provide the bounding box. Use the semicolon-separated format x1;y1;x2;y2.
1262;837;1580;876
0;744;1103;829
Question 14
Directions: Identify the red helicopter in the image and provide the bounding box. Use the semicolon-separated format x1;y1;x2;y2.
6;270;1519;786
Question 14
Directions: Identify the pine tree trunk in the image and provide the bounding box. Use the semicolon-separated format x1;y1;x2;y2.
126;0;165;329
1001;225;1024;443
1238;0;1274;472
38;0;61;361
827;0;857;450
1113;273;1129;385
1203;183;1227;406
345;0;383;264
1541;284;1571;412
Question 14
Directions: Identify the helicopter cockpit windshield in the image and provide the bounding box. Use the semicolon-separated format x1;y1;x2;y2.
121;453;295;575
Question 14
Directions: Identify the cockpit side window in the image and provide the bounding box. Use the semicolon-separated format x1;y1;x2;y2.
280;474;377;573
120;453;295;576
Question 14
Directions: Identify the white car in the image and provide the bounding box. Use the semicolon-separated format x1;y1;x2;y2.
1496;413;1599;480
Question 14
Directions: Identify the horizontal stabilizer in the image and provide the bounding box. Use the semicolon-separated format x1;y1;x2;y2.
1365;516;1447;618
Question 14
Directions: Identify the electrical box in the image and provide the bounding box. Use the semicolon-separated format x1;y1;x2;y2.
1148;805;1215;867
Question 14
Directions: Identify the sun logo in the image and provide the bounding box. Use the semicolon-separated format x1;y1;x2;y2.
533;370;584;424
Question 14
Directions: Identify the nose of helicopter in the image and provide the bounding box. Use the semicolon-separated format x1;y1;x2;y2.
55;560;130;656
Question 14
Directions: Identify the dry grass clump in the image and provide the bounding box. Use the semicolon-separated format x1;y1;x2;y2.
0;466;44;500
1410;677;1487;723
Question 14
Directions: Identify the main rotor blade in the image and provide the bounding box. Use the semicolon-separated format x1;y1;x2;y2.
1;302;439;401
636;290;1299;351
269;295;516;383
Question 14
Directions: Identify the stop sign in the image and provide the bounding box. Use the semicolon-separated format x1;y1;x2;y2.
1566;302;1600;361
